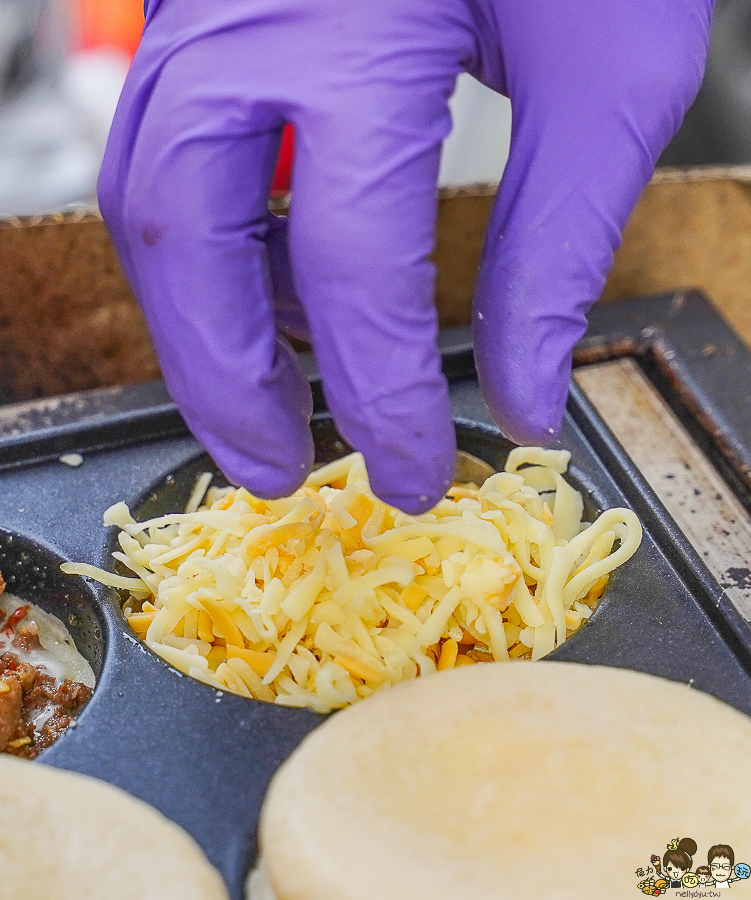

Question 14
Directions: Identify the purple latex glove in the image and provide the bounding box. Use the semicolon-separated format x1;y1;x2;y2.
99;0;712;513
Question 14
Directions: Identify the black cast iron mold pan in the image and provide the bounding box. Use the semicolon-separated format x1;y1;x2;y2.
0;325;747;897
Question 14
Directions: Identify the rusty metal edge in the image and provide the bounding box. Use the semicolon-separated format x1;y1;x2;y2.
577;290;751;510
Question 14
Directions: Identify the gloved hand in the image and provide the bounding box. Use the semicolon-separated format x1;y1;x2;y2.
99;0;712;513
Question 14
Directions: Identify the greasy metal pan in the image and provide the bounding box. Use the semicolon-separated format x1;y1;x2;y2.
0;361;746;897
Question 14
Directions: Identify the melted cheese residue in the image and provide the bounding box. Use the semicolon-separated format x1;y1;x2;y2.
0;593;95;689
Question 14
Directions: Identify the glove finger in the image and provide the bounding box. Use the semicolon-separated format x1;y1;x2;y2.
288;78;461;514
473;0;711;445
265;212;312;344
98;52;314;497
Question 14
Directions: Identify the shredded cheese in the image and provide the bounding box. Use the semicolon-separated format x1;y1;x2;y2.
62;450;641;713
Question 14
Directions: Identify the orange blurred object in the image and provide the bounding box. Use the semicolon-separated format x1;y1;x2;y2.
73;0;145;58
71;0;294;194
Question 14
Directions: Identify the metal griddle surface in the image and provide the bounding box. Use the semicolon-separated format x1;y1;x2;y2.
0;292;749;898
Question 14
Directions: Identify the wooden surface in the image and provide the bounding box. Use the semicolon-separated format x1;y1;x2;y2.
433;169;751;346
0;214;158;401
602;167;751;347
575;358;751;621
3;170;751;400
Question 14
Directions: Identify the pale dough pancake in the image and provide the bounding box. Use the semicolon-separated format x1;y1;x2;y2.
0;755;228;899
253;662;751;899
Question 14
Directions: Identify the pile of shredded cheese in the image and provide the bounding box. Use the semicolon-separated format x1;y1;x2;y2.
63;448;641;713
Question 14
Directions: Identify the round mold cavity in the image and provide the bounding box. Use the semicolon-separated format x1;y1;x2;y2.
0;529;105;678
110;416;620;696
133;418;354;520
454;420;604;524
0;526;104;744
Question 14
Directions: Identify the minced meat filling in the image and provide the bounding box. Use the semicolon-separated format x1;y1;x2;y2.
0;614;92;760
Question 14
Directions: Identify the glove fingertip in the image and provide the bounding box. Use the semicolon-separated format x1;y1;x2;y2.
363;429;456;515
330;381;456;515
375;486;451;517
491;412;564;449
212;431;316;500
476;346;570;449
